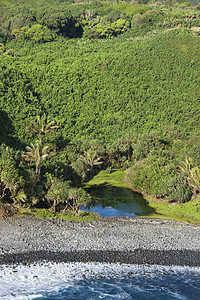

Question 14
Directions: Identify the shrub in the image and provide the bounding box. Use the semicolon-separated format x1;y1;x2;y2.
12;24;55;42
113;4;149;18
46;180;70;213
103;10;122;23
157;174;192;203
0;43;4;54
36;9;77;38
4;49;15;56
0;145;25;203
134;10;159;27
179;2;193;8
9;13;36;32
84;18;130;38
46;180;92;215
126;152;178;198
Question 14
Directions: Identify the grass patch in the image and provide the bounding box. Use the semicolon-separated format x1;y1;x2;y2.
10;206;101;221
84;170;130;188
143;197;200;224
33;208;101;221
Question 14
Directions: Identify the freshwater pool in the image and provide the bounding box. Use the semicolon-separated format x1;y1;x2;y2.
82;186;154;217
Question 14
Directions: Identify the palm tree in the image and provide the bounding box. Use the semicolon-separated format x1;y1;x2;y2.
80;149;103;171
22;140;56;179
181;157;193;177
189;167;200;191
181;157;200;192
26;113;58;143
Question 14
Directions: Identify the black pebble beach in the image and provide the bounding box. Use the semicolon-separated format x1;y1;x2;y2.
0;216;199;267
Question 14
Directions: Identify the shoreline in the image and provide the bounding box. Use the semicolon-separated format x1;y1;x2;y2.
0;249;200;267
1;216;200;267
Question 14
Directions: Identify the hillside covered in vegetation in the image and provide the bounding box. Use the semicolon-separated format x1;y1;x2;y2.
0;0;200;220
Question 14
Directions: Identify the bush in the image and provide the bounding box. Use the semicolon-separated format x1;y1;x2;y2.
126;152;178;198
0;145;25;203
46;180;92;215
179;2;193;8
157;174;192;203
12;24;55;42
46;180;70;212
0;43;4;54
36;9;77;38
134;10;159;27
84;18;130;38
9;13;36;32
103;10;122;23
113;4;149;18
0;30;6;43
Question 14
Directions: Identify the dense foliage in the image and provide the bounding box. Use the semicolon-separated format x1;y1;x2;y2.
0;0;200;214
1;0;200;42
0;28;199;144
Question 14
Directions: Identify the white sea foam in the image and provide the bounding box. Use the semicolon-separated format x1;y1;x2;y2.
0;262;200;299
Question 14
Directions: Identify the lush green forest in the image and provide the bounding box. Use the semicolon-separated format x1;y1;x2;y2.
0;0;200;219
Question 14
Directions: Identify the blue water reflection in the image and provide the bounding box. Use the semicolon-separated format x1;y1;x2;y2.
82;186;153;217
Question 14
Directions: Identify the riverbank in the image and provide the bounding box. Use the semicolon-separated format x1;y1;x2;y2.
85;170;200;224
0;216;200;266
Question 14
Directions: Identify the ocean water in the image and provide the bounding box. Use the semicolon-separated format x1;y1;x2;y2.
0;262;200;299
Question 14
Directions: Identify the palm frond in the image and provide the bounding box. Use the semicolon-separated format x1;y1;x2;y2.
26;114;58;138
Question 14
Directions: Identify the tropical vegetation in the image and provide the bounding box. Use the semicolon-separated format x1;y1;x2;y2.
0;0;200;221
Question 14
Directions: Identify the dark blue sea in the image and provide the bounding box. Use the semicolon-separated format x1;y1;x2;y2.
1;262;200;299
